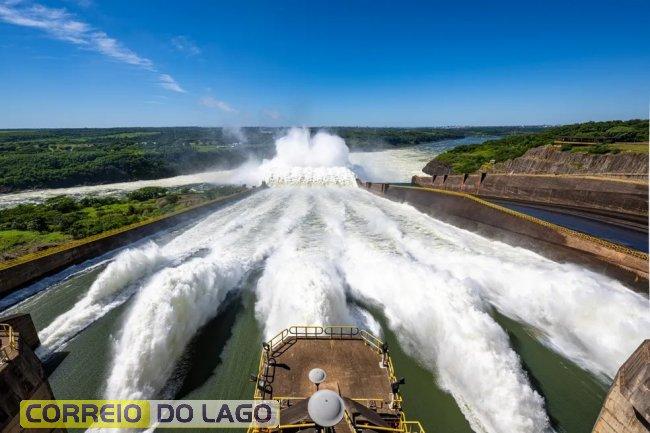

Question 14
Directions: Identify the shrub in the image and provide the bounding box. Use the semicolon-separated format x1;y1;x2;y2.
127;187;168;201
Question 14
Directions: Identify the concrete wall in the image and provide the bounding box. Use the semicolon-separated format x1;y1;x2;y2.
0;315;40;351
491;145;649;178
1;314;64;433
592;340;649;433
0;189;255;297
412;173;648;219
361;183;648;289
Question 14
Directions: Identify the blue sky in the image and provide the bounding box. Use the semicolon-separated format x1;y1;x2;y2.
1;0;648;127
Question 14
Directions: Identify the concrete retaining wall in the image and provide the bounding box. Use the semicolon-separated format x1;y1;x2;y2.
412;173;648;219
0;189;255;297
0;314;40;350
0;314;63;433
592;340;649;433
360;182;648;289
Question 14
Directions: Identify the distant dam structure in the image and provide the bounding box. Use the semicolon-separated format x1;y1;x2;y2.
263;166;358;187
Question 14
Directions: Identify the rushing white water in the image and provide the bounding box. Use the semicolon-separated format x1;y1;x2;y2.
341;190;650;380
37;243;166;355
306;189;550;433
104;188;312;399
82;180;648;431
0;170;241;209
264;166;357;187
35;189;284;354
18;128;648;433
255;190;380;338
349;135;499;182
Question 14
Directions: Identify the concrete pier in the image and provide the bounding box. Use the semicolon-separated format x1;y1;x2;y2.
0;314;64;433
592;340;649;433
412;173;648;222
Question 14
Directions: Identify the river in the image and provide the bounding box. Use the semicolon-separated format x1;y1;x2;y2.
1;130;648;433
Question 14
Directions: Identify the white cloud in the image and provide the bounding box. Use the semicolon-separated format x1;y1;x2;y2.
199;96;237;113
0;1;185;92
91;31;153;69
70;0;94;7
262;108;282;120
171;35;200;56
158;74;185;93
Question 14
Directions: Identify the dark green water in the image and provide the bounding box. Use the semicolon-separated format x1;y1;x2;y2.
492;313;607;433
3;270;607;433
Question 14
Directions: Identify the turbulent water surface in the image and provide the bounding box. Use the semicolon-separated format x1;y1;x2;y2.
1;129;648;433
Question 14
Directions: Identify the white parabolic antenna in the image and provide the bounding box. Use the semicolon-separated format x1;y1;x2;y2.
309;368;327;384
307;389;346;427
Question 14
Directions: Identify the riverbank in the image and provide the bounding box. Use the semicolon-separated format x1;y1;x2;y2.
425;119;648;175
0;188;256;296
0;185;246;260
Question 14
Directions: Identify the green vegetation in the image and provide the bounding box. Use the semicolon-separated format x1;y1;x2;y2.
1;124;640;190
0;128;277;192
0;185;245;260
331;126;542;150
608;142;650;154
432;119;648;174
0;126;538;191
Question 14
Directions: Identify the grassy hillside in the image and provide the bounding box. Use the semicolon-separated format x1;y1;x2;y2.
0;185;244;261
432;119;648;174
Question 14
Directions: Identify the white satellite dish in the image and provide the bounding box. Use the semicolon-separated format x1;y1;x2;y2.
307;389;346;427
308;368;327;385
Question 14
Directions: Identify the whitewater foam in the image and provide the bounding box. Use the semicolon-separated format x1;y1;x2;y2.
255;190;376;338
234;127;358;187
103;188;313;399
346;189;650;379
264;166;357;187
30;128;647;433
311;189;551;433
38;243;166;355
36;190;286;354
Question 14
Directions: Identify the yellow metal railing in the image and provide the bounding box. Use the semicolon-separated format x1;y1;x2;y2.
0;323;18;364
254;325;396;400
250;325;418;433
401;420;427;433
253;325;403;408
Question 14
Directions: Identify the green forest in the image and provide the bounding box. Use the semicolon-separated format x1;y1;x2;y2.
0;128;274;192
0;185;245;261
0;126;534;192
329;126;540;149
0;123;643;190
432;119;649;174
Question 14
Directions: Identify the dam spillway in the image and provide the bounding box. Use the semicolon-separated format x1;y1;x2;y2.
360;180;648;288
2;179;648;433
0;129;648;433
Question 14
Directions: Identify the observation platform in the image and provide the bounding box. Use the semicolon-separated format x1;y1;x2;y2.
251;326;424;433
259;335;392;401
